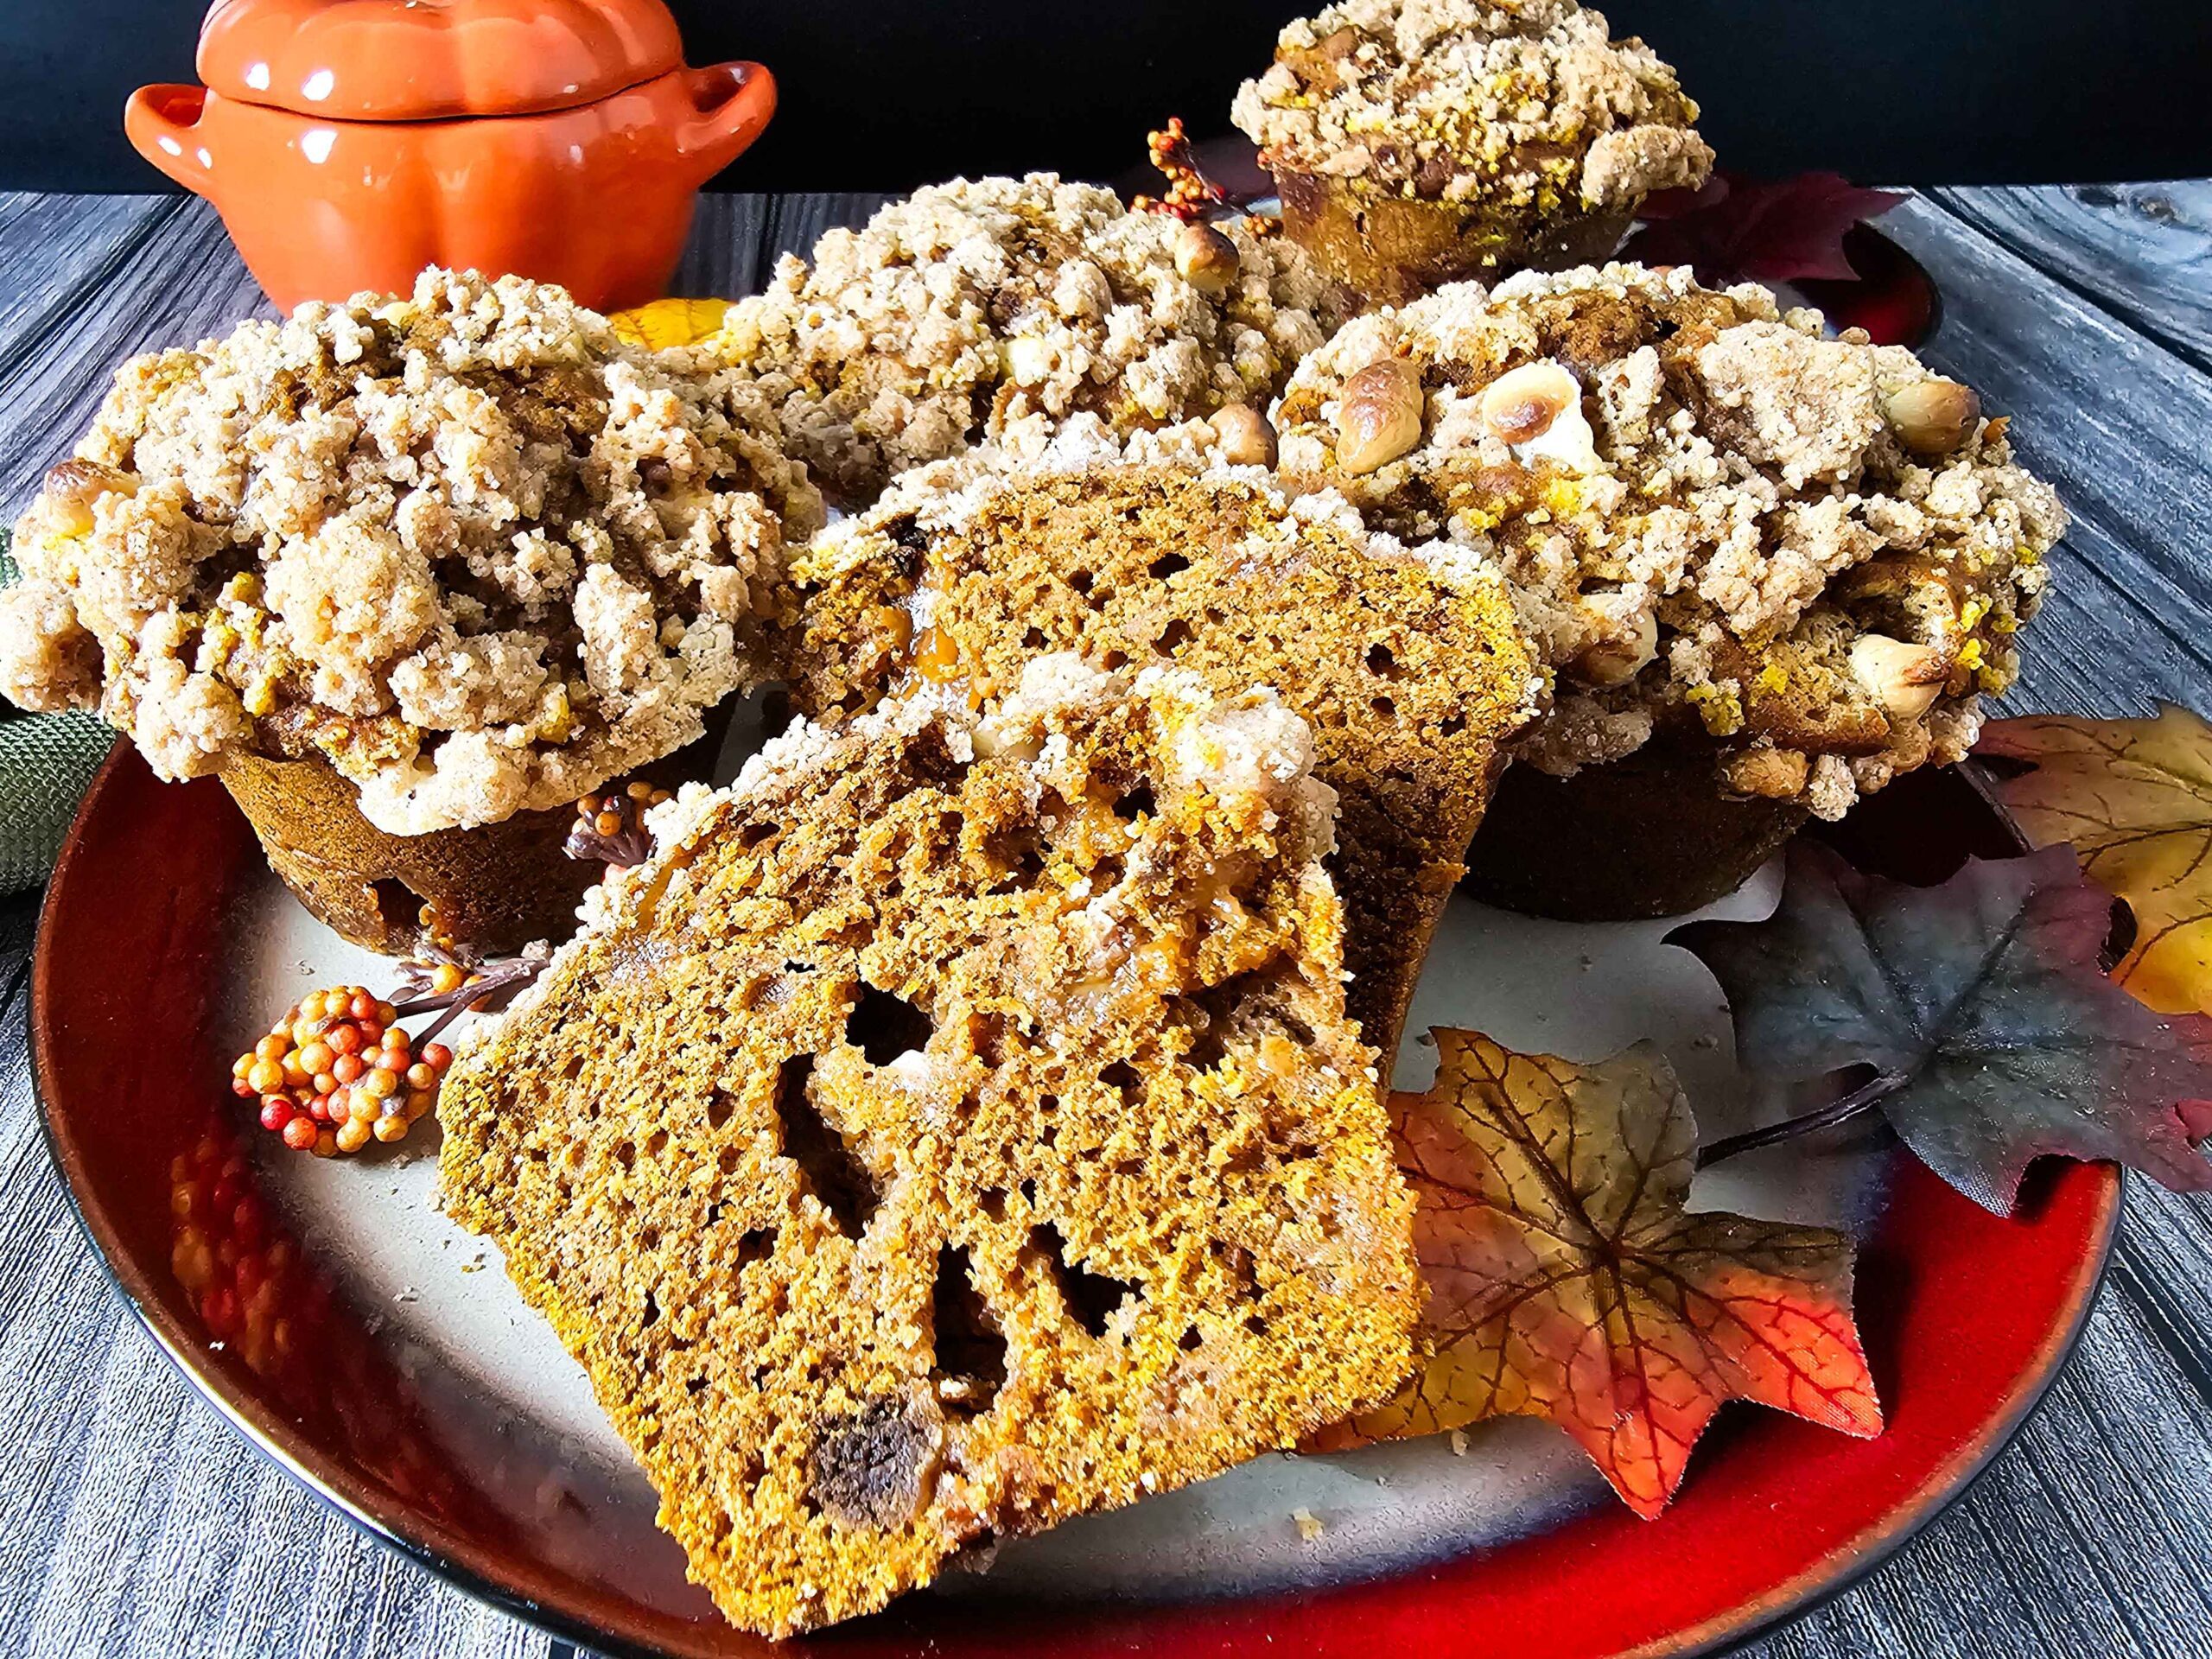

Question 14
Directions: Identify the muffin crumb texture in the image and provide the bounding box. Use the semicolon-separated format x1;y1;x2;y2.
1232;0;1711;213
438;658;1421;1636
704;175;1342;505
1274;263;2064;817
0;269;821;834
785;461;1545;1058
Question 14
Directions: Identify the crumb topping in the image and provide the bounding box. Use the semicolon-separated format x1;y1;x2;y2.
1232;0;1710;213
1274;263;2065;817
0;270;822;834
703;175;1343;505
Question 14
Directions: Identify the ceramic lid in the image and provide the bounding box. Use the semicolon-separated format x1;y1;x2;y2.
196;0;685;121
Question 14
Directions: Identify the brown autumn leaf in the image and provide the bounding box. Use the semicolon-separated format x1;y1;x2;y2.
1328;1031;1881;1517
1979;705;2212;1017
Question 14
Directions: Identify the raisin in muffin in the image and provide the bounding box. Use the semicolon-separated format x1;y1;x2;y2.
1274;263;2063;917
1233;0;1711;304
0;269;820;951
702;175;1344;505
439;658;1421;1635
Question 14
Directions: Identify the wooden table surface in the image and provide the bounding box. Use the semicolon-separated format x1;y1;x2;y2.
3;185;2210;1659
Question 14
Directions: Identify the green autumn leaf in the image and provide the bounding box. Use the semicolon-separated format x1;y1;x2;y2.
1671;842;2212;1214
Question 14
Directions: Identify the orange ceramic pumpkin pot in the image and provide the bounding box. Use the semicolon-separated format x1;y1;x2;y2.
125;0;774;314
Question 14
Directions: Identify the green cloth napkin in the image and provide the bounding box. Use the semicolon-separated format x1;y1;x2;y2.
0;532;114;893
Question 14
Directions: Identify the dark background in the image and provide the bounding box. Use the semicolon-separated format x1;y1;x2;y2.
6;0;2210;194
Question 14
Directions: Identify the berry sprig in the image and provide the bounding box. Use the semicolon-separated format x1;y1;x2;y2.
1132;118;1279;238
230;943;549;1159
1133;118;1230;222
565;779;671;869
231;988;452;1157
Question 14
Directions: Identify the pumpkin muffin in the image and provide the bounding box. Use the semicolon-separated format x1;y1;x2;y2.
1232;0;1711;304
783;457;1545;1059
438;657;1421;1636
0;269;819;953
1274;263;2064;917
701;175;1344;505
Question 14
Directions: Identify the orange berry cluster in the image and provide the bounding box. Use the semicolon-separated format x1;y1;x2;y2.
1133;117;1229;221
566;778;672;868
229;986;455;1158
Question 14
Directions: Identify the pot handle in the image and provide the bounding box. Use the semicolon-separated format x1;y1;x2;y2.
675;62;776;181
124;85;216;197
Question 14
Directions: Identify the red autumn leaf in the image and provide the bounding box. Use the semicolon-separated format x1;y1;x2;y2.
1622;170;1908;286
1324;1031;1881;1517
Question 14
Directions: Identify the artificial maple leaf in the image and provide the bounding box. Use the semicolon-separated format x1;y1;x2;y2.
607;296;733;353
1674;842;2212;1215
1621;170;1907;286
1331;1030;1880;1518
1978;706;2212;1017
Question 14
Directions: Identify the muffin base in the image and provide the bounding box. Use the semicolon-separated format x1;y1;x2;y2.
1462;742;1808;922
1274;169;1630;307
218;711;735;957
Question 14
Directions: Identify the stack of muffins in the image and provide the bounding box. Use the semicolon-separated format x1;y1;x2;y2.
0;0;2063;1637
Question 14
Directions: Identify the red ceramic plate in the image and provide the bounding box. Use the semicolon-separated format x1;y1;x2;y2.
35;749;2118;1658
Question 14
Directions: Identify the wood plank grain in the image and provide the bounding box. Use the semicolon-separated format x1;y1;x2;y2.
0;194;179;367
667;193;776;302
0;200;270;520
761;192;893;266
1935;183;2212;374
1881;195;2212;672
0;971;555;1659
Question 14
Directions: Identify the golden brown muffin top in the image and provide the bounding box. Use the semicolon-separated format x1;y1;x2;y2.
0;269;819;834
1233;0;1710;213
1274;263;2065;818
702;175;1343;505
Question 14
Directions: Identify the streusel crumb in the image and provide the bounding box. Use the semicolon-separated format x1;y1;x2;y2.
1274;263;2064;818
1232;0;1710;213
702;175;1343;505
0;269;821;834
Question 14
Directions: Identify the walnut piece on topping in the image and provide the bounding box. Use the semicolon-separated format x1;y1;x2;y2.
0;268;820;835
1274;261;2066;820
700;175;1344;506
1337;359;1426;475
1232;0;1711;213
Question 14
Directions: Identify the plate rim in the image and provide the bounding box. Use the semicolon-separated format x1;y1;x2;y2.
32;746;2123;1659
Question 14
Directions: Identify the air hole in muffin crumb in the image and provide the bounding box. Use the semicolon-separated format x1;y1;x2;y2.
1179;1325;1205;1352
706;1089;736;1128
772;1055;880;1238
735;1228;774;1268
370;877;428;940
928;1246;1008;1416
1113;785;1155;822
1366;643;1402;678
1099;1059;1144;1104
1147;551;1191;582
1155;618;1193;655
846;984;934;1064
1027;1222;1140;1338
